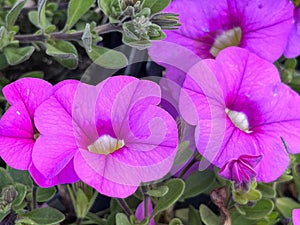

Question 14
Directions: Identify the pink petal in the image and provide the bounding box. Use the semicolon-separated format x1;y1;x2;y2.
74;151;138;198
284;7;300;58
0;102;34;169
3;78;52;118
293;209;300;225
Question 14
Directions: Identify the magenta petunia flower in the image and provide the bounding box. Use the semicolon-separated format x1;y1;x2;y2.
32;76;178;198
159;0;293;62
219;155;262;184
293;209;300;225
284;6;300;58
0;78;79;187
179;47;300;182
135;201;154;225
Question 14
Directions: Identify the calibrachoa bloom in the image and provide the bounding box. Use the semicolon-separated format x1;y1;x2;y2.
0;78;79;186
285;6;300;58
219;155;262;185
32;76;178;198
293;209;300;225
179;47;300;182
160;0;293;62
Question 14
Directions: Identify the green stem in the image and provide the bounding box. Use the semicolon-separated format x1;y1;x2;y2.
32;185;37;210
117;198;133;217
141;185;149;218
178;158;197;179
14;23;121;43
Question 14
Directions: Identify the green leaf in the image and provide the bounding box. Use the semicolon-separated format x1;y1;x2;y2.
98;0;122;22
231;212;256;225
276;174;293;183
20;71;44;79
141;0;171;14
75;188;89;218
0;167;14;190
151;179;185;219
36;187;56;202
147;186;169;197
235;199;274;220
181;170;215;200
12;183;27;208
82;23;92;52
5;0;26;28
188;206;202;225
46;40;78;69
172;141;193;168
38;0;47;31
7;166;33;187
0;27;12;50
19;207;65;225
276;197;300;218
0;53;9;69
257;183;276;198
87;45;128;69
199;205;221;225
4;46;35;65
233;188;262;205
66;0;95;30
169;218;183;225
115;213;131;225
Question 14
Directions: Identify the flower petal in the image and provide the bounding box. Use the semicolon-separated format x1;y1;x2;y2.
3;78;52;118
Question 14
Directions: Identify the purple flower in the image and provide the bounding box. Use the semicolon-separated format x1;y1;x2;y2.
219;155;262;184
179;47;300;182
159;0;293;62
293;209;300;225
285;6;300;58
32;76;178;198
0;78;79;187
135;201;154;225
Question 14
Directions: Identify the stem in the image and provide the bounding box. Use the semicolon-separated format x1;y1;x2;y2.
178;158;197;179
141;185;149;218
76;218;83;225
14;23;121;43
32;185;37;210
117;198;133;217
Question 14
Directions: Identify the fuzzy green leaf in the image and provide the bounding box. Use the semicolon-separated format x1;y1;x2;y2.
7;166;33;187
169;218;183;225
5;0;26;28
141;0;171;14
116;213;131;225
235;199;274;220
66;0;95;30
12;183;27;208
87;45;128;69
199;205;221;225
37;187;56;202
181;170;215;200
151;179;185;219
37;0;47;31
276;197;300;218
18;207;65;225
4;46;35;65
147;186;169;197
188;206;202;225
46;40;78;69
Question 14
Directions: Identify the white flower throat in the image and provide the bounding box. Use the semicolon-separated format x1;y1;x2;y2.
210;27;242;57
226;108;252;133
88;135;125;155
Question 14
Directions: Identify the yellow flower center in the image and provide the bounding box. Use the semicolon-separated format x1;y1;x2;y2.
210;27;242;57
88;135;125;155
226;108;252;133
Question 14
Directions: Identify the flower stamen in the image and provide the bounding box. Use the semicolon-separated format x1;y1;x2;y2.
225;108;252;133
88;135;125;155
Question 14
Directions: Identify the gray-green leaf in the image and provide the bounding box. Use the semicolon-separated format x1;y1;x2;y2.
116;213;131;225
66;0;95;30
46;40;78;69
235;199;274;220
141;0;171;15
199;205;221;225
276;197;300;218
87;45;128;69
38;0;47;31
18;207;65;225
37;187;56;202
4;46;35;65
5;0;26;28
151;179;185;219
82;23;92;52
